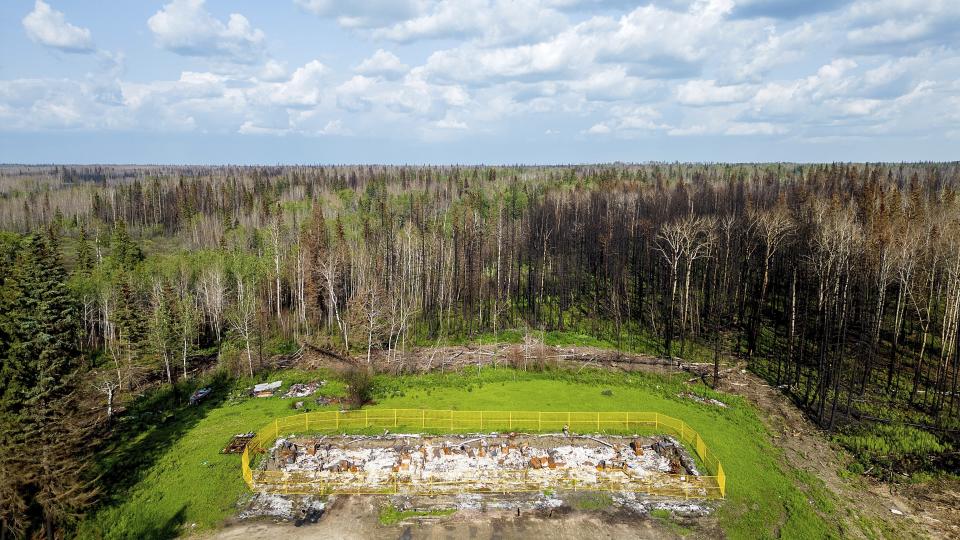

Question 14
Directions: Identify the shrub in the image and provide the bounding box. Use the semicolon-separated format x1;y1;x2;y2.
343;367;374;407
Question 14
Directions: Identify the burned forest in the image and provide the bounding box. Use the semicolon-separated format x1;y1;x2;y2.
1;162;958;538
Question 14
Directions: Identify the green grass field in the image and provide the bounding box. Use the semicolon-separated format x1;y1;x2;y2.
77;366;845;539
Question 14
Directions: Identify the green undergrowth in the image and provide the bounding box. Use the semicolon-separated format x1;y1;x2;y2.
411;326;716;363
834;423;951;476
77;365;843;540
378;505;456;525
571;492;614;511
650;508;695;536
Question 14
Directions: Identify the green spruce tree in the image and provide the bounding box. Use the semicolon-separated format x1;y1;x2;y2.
0;235;97;538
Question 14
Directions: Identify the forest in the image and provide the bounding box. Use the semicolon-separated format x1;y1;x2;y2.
1;162;958;536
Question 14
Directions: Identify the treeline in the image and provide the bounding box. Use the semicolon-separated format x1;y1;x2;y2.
4;164;960;423
1;163;958;530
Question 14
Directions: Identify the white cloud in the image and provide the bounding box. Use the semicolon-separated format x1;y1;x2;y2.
22;0;94;53
585;123;610;134
676;79;754;105
3;0;960;151
148;0;266;63
295;0;423;29
259;60;289;82
265;60;330;108
584;105;668;136
434;114;468;129
842;0;960;52
373;0;568;45
320;119;347;134
355;50;409;78
725;122;785;135
238;120;288;135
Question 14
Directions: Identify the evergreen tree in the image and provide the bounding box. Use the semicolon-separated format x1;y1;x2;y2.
0;235;97;538
149;280;180;384
76;224;94;274
110;221;143;271
114;276;148;385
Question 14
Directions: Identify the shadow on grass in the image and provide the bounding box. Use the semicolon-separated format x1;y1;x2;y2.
132;505;188;540
90;372;232;507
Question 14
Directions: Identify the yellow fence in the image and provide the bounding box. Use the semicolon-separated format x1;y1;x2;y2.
241;409;726;499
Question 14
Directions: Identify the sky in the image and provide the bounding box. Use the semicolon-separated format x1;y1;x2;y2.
0;0;958;164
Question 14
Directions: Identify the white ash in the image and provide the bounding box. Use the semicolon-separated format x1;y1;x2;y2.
612;492;712;517
240;493;326;521
265;433;707;497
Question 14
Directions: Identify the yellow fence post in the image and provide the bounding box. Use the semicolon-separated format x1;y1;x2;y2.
597;412;600;432
509;411;512;430
422;409;425;429
394;409;397;428
335;410;339;430
365;410;369;428
538;411;542;431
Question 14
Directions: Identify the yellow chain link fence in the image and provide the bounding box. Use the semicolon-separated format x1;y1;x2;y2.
241;409;726;499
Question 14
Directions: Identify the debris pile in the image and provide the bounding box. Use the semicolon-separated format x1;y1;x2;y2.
222;432;256;454
240;493;326;522
315;396;346;407
252;381;283;398
283;381;326;398
677;392;728;408
189;387;211;405
260;433;710;497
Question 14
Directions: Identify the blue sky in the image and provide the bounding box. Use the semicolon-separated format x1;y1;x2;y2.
1;0;958;164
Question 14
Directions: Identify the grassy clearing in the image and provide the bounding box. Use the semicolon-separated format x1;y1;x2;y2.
76;370;345;539
378;505;456;525
77;365;843;540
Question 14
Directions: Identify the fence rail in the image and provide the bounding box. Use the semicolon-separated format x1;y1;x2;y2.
241;409;726;498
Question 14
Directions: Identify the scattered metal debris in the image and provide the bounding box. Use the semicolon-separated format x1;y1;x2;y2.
283;381;326;399
222;432;256;454
189;387;211;405
252;381;283;398
678;392;728;408
315;395;346;407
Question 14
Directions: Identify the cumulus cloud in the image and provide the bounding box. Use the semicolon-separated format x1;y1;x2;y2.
730;0;852;20
22;0;94;53
148;0;266;63
3;0;960;150
584;105;668;136
294;0;422;29
676;79;754;105
842;0;960;53
373;0;568;45
355;50;409;78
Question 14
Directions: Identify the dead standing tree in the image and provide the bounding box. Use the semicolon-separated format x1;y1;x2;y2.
229;270;259;377
656;220;685;358
748;207;794;359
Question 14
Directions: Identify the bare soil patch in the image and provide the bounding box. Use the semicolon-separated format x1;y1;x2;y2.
204;491;720;540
